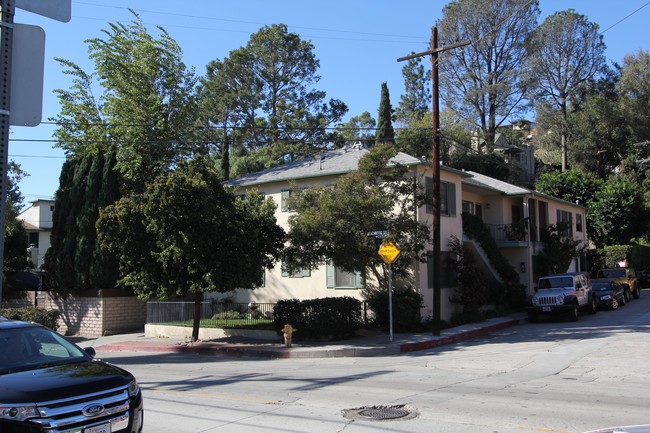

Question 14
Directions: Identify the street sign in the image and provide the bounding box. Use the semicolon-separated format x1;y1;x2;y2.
16;0;71;22
10;23;44;126
378;241;400;265
367;230;388;239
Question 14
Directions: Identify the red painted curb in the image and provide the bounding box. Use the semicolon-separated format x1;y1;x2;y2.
399;319;521;353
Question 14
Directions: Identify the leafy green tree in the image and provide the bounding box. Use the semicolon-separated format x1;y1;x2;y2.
526;9;606;171
395;57;432;160
96;157;285;342
333;112;376;148
437;0;539;151
200;24;347;171
567;73;630;179
535;223;584;276
52;12;199;192
396;56;430;121
198;53;255;180
535;169;602;207
375;82;395;146
447;152;510;182
282;143;430;290
618;49;650;145
587;175;646;248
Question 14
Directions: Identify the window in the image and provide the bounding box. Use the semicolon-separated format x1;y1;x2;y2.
556;209;573;237
576;213;583;232
326;263;364;289
462;201;482;218
425;177;456;216
281;190;293;212
281;264;311;278
28;232;39;248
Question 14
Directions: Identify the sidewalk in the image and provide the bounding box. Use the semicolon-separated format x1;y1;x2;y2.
82;313;526;359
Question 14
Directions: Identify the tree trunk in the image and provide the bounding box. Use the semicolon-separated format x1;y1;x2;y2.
191;292;202;343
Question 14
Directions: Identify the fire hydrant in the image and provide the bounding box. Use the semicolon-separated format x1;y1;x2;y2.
282;324;297;348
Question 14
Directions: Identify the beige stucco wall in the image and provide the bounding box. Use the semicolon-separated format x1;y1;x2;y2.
221;166;466;323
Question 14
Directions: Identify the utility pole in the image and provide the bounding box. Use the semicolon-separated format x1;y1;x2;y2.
398;27;469;336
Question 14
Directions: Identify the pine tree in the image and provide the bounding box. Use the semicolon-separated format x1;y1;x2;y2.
375;82;395;146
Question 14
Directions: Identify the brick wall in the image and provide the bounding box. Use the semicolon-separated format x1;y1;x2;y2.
2;291;146;337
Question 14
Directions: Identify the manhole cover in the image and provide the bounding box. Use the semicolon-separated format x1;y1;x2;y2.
358;407;410;420
342;405;417;421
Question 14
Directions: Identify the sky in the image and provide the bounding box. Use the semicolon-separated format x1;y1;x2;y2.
9;0;650;208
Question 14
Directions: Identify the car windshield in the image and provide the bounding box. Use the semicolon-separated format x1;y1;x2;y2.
599;269;625;278
538;277;573;289
0;326;89;374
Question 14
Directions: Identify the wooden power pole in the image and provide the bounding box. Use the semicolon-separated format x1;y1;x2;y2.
398;27;469;336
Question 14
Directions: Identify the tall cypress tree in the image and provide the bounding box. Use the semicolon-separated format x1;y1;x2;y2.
45;158;78;292
90;149;120;289
45;151;122;294
375;82;395;146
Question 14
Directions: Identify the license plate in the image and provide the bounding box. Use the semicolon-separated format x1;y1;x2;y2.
85;423;111;433
542;307;551;312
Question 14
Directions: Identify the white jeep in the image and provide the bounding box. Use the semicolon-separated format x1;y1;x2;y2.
527;272;598;322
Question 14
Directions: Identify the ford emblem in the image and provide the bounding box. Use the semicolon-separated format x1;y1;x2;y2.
82;403;105;417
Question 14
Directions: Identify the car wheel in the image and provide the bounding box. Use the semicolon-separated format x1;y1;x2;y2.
624;289;631;302
568;303;579;322
589;296;598;314
634;286;641;299
620;294;626;306
611;298;619;310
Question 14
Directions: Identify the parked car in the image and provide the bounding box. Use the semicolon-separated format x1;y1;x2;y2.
595;267;641;301
0;317;143;433
527;272;597;322
638;268;650;288
592;278;626;310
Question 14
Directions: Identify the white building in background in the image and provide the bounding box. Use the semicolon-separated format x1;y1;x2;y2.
17;199;54;268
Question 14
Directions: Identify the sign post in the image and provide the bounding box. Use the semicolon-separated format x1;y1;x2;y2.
378;241;400;342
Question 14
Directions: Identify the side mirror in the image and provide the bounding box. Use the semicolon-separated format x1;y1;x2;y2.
84;347;96;358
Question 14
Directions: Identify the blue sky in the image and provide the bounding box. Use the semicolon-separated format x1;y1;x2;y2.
10;0;650;206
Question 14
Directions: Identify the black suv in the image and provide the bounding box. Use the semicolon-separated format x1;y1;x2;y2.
0;317;143;433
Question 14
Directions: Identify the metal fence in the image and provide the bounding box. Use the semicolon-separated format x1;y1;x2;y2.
146;301;276;328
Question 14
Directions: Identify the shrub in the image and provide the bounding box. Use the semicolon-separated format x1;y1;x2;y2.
362;286;423;332
211;310;243;320
0;307;60;330
273;297;362;341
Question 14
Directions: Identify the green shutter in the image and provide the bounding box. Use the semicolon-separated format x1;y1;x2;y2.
281;190;290;212
448;182;456;216
425;177;433;214
326;263;336;288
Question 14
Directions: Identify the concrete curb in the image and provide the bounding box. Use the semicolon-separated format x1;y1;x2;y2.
95;315;525;359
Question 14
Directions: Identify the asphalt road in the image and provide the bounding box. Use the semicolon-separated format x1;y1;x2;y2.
100;291;650;433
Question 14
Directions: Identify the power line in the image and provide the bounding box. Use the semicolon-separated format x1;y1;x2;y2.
74;1;428;44
601;2;650;34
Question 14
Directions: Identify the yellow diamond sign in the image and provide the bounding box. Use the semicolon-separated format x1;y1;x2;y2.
378;241;400;265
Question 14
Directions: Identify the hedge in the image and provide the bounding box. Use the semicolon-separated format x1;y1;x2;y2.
273;297;362;341
0;307;60;330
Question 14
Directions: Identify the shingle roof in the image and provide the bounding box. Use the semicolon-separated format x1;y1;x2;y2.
462;171;532;195
228;145;424;187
